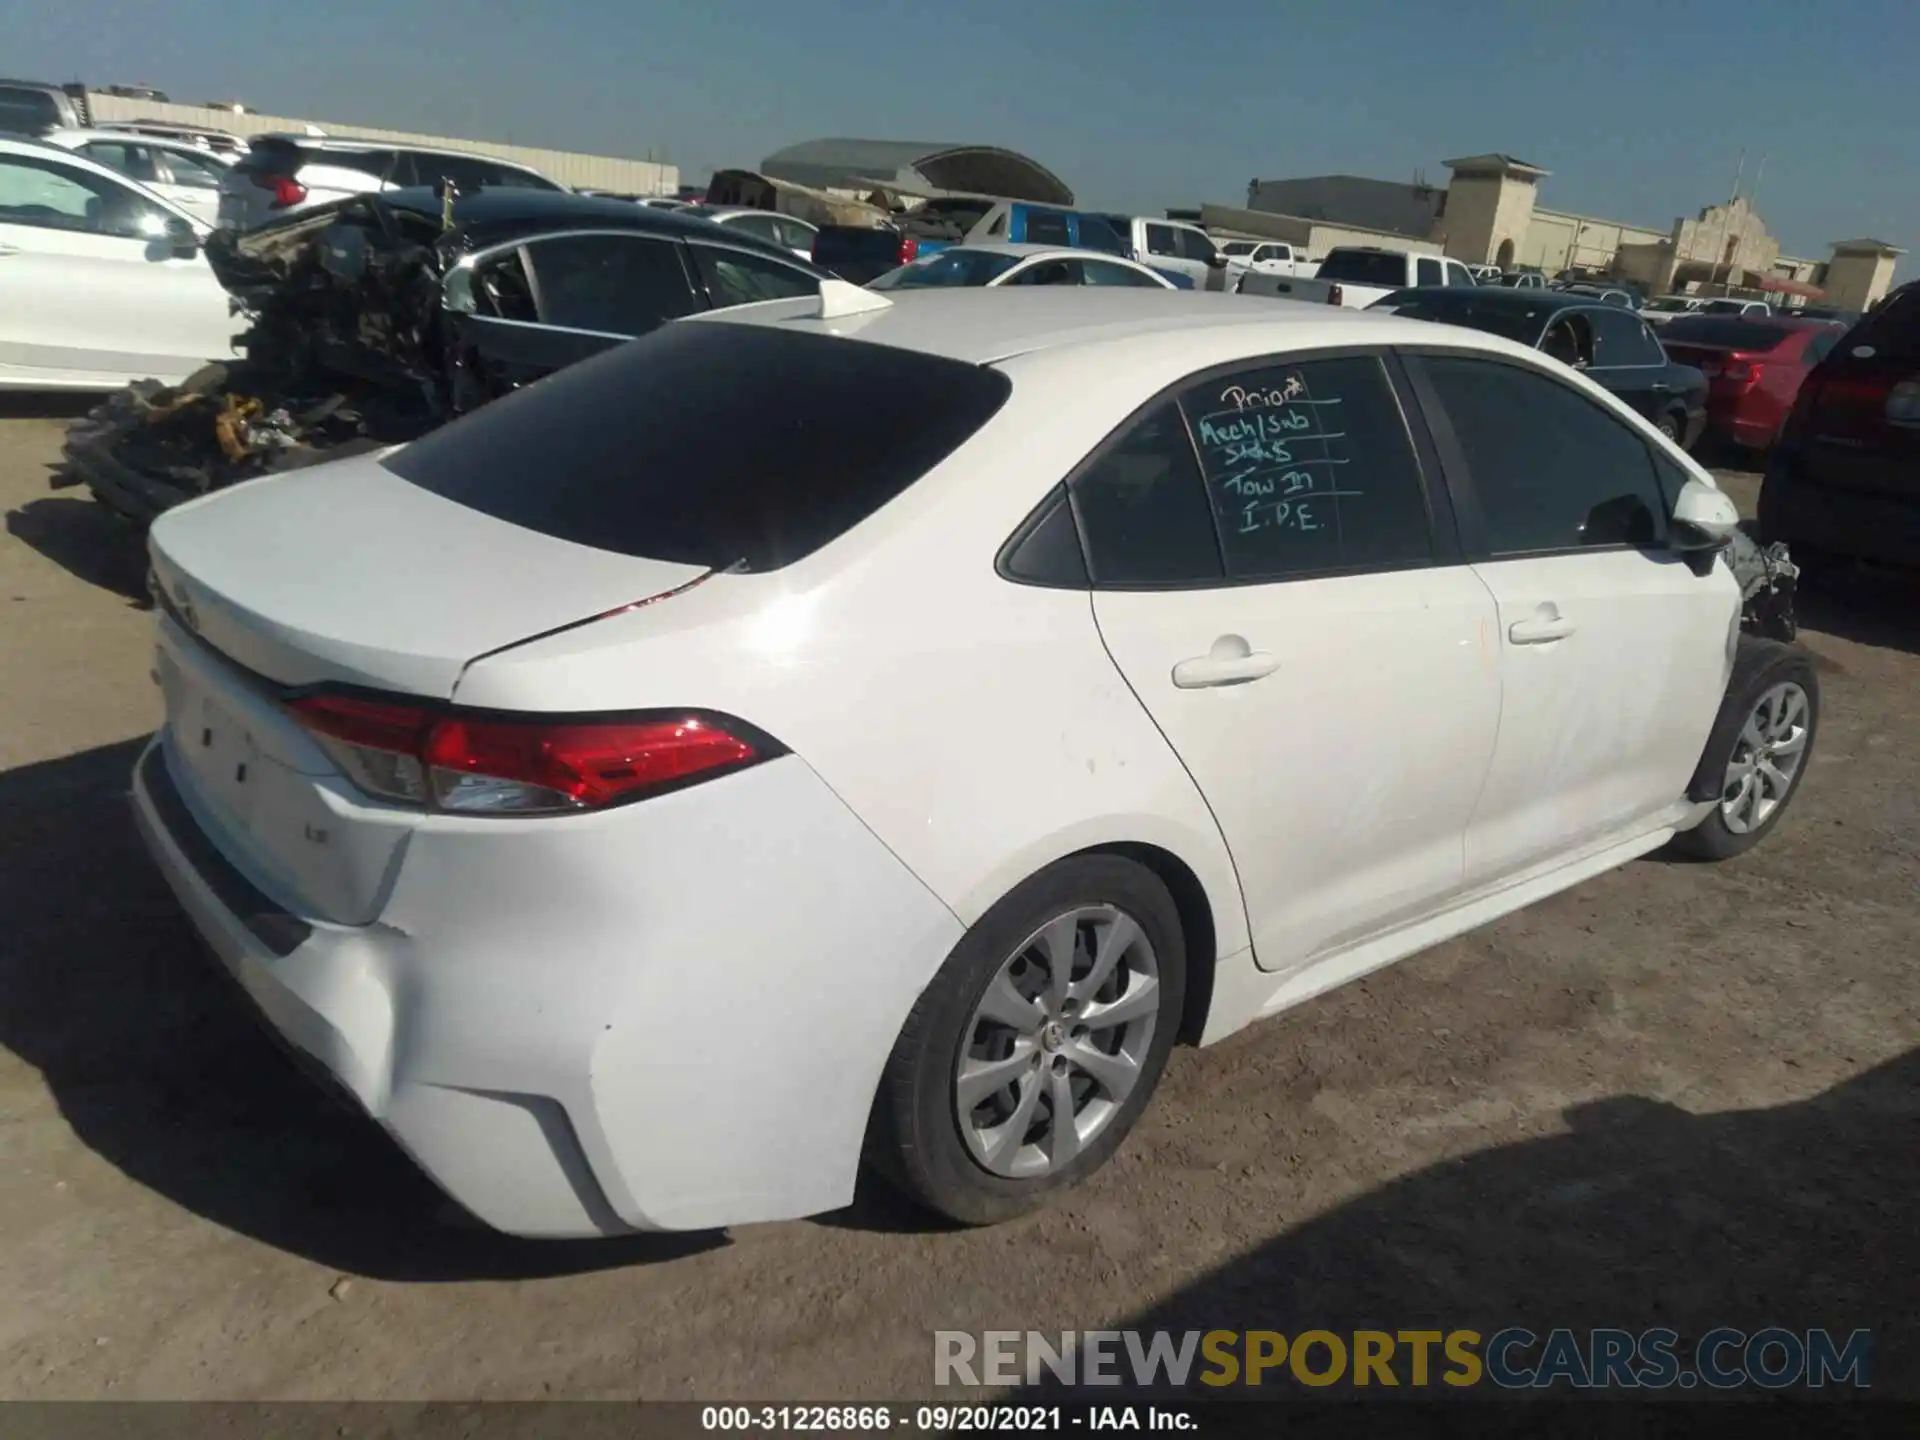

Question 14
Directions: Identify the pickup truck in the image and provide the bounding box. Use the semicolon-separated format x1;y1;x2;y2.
1308;245;1481;308
814;200;1174;287
1218;239;1315;280
1233;271;1346;306
1085;215;1228;290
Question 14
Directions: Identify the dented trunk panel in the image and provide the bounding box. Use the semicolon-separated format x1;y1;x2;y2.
155;615;422;926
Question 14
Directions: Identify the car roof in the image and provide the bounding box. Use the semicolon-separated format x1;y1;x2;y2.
336;186;826;266
251;133;545;168
1383;286;1602;314
40;127;233;156
688;286;1503;368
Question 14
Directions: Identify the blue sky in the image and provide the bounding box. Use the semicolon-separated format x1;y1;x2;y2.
8;0;1914;263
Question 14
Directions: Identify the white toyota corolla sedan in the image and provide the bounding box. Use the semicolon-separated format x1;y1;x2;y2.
132;283;1818;1236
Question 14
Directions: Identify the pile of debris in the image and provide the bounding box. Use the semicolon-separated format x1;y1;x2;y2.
60;361;434;523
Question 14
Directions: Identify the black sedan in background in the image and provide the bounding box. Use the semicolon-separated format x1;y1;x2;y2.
1372;287;1709;448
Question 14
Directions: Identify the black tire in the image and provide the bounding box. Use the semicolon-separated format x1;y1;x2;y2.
1669;638;1820;861
868;854;1186;1226
1656;410;1683;444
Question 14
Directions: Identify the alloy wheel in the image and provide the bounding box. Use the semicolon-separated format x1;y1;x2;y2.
1720;680;1811;834
954;905;1160;1179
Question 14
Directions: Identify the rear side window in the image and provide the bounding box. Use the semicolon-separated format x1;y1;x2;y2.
520;234;699;335
384;324;1013;571
322;149;404;182
1179;355;1434;580
1070;404;1223;585
1144;224;1178;258
1421;355;1667;554
1075;216;1127;256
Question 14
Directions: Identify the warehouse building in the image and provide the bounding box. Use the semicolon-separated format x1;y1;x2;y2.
80;92;678;196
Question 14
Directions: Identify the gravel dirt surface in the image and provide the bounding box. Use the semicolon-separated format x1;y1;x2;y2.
1;403;1914;1400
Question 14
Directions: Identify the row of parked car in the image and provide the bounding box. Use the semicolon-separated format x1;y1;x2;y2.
7;101;1914;1242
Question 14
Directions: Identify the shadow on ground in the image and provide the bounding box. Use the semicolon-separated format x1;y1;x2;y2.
0;739;724;1279
0;393;103;421
1798;570;1920;658
6;497;150;604
1020;1053;1915;1403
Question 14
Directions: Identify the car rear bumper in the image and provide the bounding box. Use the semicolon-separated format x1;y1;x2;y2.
1759;452;1920;568
132;732;963;1236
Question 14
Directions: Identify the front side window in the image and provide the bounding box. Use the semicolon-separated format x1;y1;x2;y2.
1445;263;1477;288
774;218;816;251
1006;257;1079;287
1420;355;1668;554
519;234;699;335
690;245;819;307
1416;257;1443;287
0;154;171;240
1179;355;1434;580
77;142;159;183
1175;227;1218;264
157;148;226;189
1081;259;1163;288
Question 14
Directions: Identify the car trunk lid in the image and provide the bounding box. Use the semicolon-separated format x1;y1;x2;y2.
147;451;711;701
146;452;710;925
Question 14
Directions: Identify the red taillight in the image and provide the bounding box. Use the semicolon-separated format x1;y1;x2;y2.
1718;354;1761;384
899;233;919;265
289;695;769;815
249;171;307;207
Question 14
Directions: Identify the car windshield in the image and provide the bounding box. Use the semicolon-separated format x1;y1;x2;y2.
1376;292;1547;344
384;322;1013;571
868;249;1024;290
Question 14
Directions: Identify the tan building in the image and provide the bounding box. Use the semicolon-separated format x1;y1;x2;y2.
1237;152;1902;307
1822;240;1906;310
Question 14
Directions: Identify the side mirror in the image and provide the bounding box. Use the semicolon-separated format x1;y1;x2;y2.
1207;252;1228;269
1670;477;1740;550
163;216;200;258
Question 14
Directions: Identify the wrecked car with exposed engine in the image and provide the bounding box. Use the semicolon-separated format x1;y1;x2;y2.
61;187;827;522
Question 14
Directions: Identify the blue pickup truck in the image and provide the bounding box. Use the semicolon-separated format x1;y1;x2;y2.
810;200;1193;287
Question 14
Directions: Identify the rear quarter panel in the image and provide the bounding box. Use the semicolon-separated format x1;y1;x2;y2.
449;351;1255;963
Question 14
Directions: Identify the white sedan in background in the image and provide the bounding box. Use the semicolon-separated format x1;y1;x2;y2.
678;203;819;261
0;134;236;390
40;128;234;226
132;284;1814;1238
870;242;1176;290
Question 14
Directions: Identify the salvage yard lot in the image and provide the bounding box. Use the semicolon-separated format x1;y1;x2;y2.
1;400;1915;1399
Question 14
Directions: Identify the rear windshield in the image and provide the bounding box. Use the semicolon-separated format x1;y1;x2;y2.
1659;317;1795;350
1315;250;1411;286
1843;285;1920;361
869;249;1022;290
383;322;1013;571
0;87;61;134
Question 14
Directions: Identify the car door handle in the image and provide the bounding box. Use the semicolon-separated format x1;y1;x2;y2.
1171;642;1280;689
1508;608;1576;645
0;245;20;257
1651;381;1674;394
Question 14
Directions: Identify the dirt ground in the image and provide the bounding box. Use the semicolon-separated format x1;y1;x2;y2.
0;399;1914;1400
